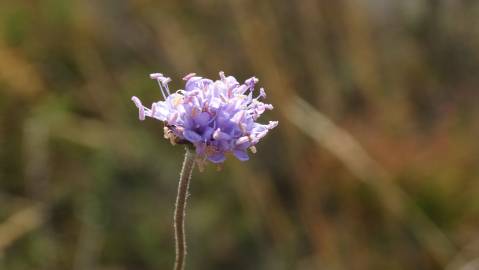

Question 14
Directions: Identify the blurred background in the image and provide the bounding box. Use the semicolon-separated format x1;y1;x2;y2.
1;0;479;269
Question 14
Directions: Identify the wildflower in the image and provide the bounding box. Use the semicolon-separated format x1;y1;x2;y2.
132;71;278;163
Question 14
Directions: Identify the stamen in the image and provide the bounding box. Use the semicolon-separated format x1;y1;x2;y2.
131;96;146;120
259;88;266;99
219;71;226;80
149;73;163;79
183;73;197;80
151;102;157;117
245;77;259;90
236;136;249;145
160;77;172;95
156;79;167;99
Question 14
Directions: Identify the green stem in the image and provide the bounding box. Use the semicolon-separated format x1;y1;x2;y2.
173;147;196;270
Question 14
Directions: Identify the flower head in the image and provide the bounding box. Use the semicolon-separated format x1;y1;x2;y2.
132;71;278;163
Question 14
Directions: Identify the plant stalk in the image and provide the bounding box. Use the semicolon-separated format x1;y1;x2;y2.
173;147;196;270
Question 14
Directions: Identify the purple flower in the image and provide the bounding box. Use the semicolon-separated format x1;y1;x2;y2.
132;71;278;163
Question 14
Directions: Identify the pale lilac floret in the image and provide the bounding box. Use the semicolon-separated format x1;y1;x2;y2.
132;71;278;163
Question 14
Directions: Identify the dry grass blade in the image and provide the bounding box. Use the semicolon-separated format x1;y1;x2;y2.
287;96;457;266
0;42;45;99
446;236;479;270
0;204;44;253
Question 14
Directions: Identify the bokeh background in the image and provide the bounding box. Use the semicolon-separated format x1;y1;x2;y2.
1;1;479;269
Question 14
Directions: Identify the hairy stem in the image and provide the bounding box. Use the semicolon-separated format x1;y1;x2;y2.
173;147;196;270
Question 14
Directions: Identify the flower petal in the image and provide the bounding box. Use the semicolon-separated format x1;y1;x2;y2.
233;150;249;161
184;130;202;143
213;128;231;140
194;112;210;126
131;96;146;120
208;152;226;163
